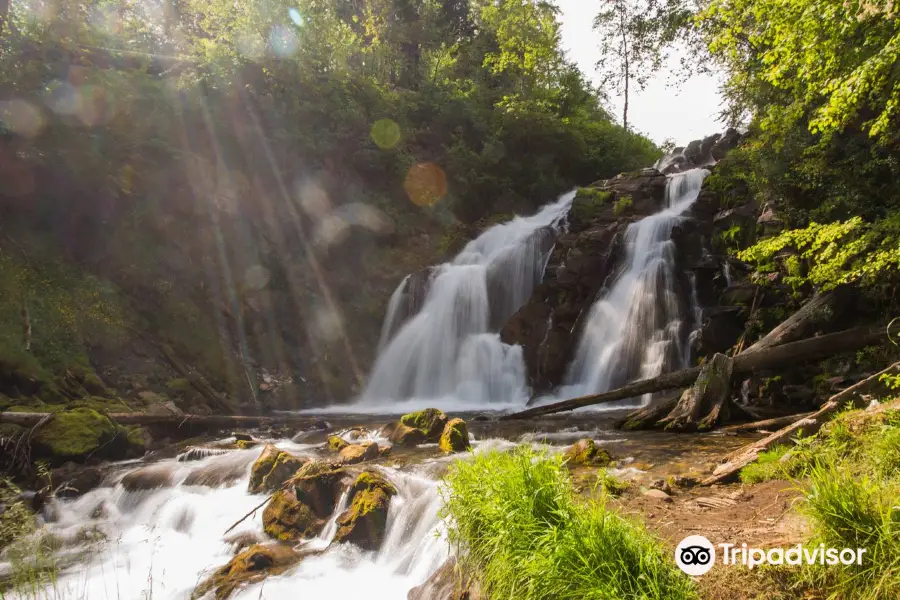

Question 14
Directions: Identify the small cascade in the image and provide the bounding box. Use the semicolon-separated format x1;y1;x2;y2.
361;192;574;409
562;169;709;402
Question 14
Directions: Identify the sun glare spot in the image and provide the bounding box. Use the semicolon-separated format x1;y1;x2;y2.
312;305;343;342
297;180;331;217
237;33;266;61
404;163;447;207
269;26;299;57
370;118;401;149
289;8;304;26
0;100;45;137
244;265;271;291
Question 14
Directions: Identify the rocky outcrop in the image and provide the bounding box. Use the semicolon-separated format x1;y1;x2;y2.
439;418;471;454
191;543;307;600
501;170;669;392
248;444;307;494
334;471;397;550
262;461;345;541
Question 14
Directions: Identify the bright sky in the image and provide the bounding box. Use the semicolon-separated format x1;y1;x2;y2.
555;0;726;147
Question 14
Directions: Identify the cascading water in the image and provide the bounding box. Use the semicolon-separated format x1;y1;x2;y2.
561;169;709;403
361;192;575;411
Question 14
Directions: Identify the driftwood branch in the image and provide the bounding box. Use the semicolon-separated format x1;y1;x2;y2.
717;412;816;434
700;361;900;485
502;325;889;420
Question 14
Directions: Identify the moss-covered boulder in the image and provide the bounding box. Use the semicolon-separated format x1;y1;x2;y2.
439;418;471;454
327;435;349;452
262;461;345;541
388;408;447;447
248;444;306;494
338;442;379;465
562;439;612;467
191;543;304;599
388;423;427;447
334;470;397;550
30;408;131;463
399;408;447;441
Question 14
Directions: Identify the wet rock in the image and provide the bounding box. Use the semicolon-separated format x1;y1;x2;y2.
711;127;742;161
562;439;612;467
223;531;265;555
720;282;759;306
248;444;307;494
46;464;106;498
668;475;699;489
693;306;745;356
262;461;345;541
232;432;254;442
183;457;250;488
338;442;380;465
235;440;259;450
649;479;672;495
389;423;428;447
327;435;349;452
407;557;483;600
643;489;673;502
334;471;397;551
120;465;175;491
191;543;304;599
439;418;471;454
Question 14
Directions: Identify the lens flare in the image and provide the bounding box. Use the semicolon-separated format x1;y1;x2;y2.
370;119;401;149
404;163;447;207
0;100;45;137
244;265;271;291
288;8;304;26
269;26;299;57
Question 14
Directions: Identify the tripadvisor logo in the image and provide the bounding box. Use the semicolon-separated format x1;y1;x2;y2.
674;535;868;575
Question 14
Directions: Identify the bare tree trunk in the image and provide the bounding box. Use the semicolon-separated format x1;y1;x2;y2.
742;290;842;354
21;304;31;352
657;353;734;432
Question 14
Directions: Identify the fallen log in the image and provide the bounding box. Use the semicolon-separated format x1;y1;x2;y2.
700;361;900;485
0;412;317;429
717;412;816;434
502;325;889;420
741;289;843;355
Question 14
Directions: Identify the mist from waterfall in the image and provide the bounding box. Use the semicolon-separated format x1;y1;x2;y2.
561;169;709;403
360;192;575;411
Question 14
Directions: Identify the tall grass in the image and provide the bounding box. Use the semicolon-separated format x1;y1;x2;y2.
440;446;697;600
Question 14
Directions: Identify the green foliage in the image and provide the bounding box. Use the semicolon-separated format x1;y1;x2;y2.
595;468;631;496
440;446;697;600
738;217;900;291
613;195;634;216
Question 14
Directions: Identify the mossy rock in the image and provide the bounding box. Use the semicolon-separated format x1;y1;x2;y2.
338;442;379;465
236;439;259;450
262;489;323;541
248;444;306;494
571;188;613;224
191;543;303;599
334;470;397;550
388;423;428;447
438;418;471;454
290;461;345;517
30;408;130;463
327;435;349;452
562;439;612;467
81;372;111;397
396;408;447;443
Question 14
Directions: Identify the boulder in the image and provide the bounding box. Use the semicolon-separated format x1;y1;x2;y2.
711;127;742;161
191;543;304;600
120;465;175;491
562;439;612;467
334;471;397;550
439;418;471;454
398;409;448;442
183;457;251;488
30;408;134;464
262;461;345;541
248;444;306;494
327;435;349;452
338;442;380;465
407;557;483;600
45;463;105;498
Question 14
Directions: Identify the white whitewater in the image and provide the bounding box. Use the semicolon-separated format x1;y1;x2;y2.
361;192;575;410
2;443;449;600
561;169;709;403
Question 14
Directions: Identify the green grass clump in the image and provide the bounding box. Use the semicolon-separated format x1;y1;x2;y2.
440;446;696;600
596;468;630;496
613;195;634;216
799;463;900;599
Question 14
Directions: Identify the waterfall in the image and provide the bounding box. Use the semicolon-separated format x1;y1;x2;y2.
562;169;709;402
360;192;574;410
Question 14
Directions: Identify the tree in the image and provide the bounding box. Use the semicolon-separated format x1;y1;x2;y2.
593;0;663;130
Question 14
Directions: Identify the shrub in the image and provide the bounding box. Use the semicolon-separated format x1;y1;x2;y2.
440;446;696;600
